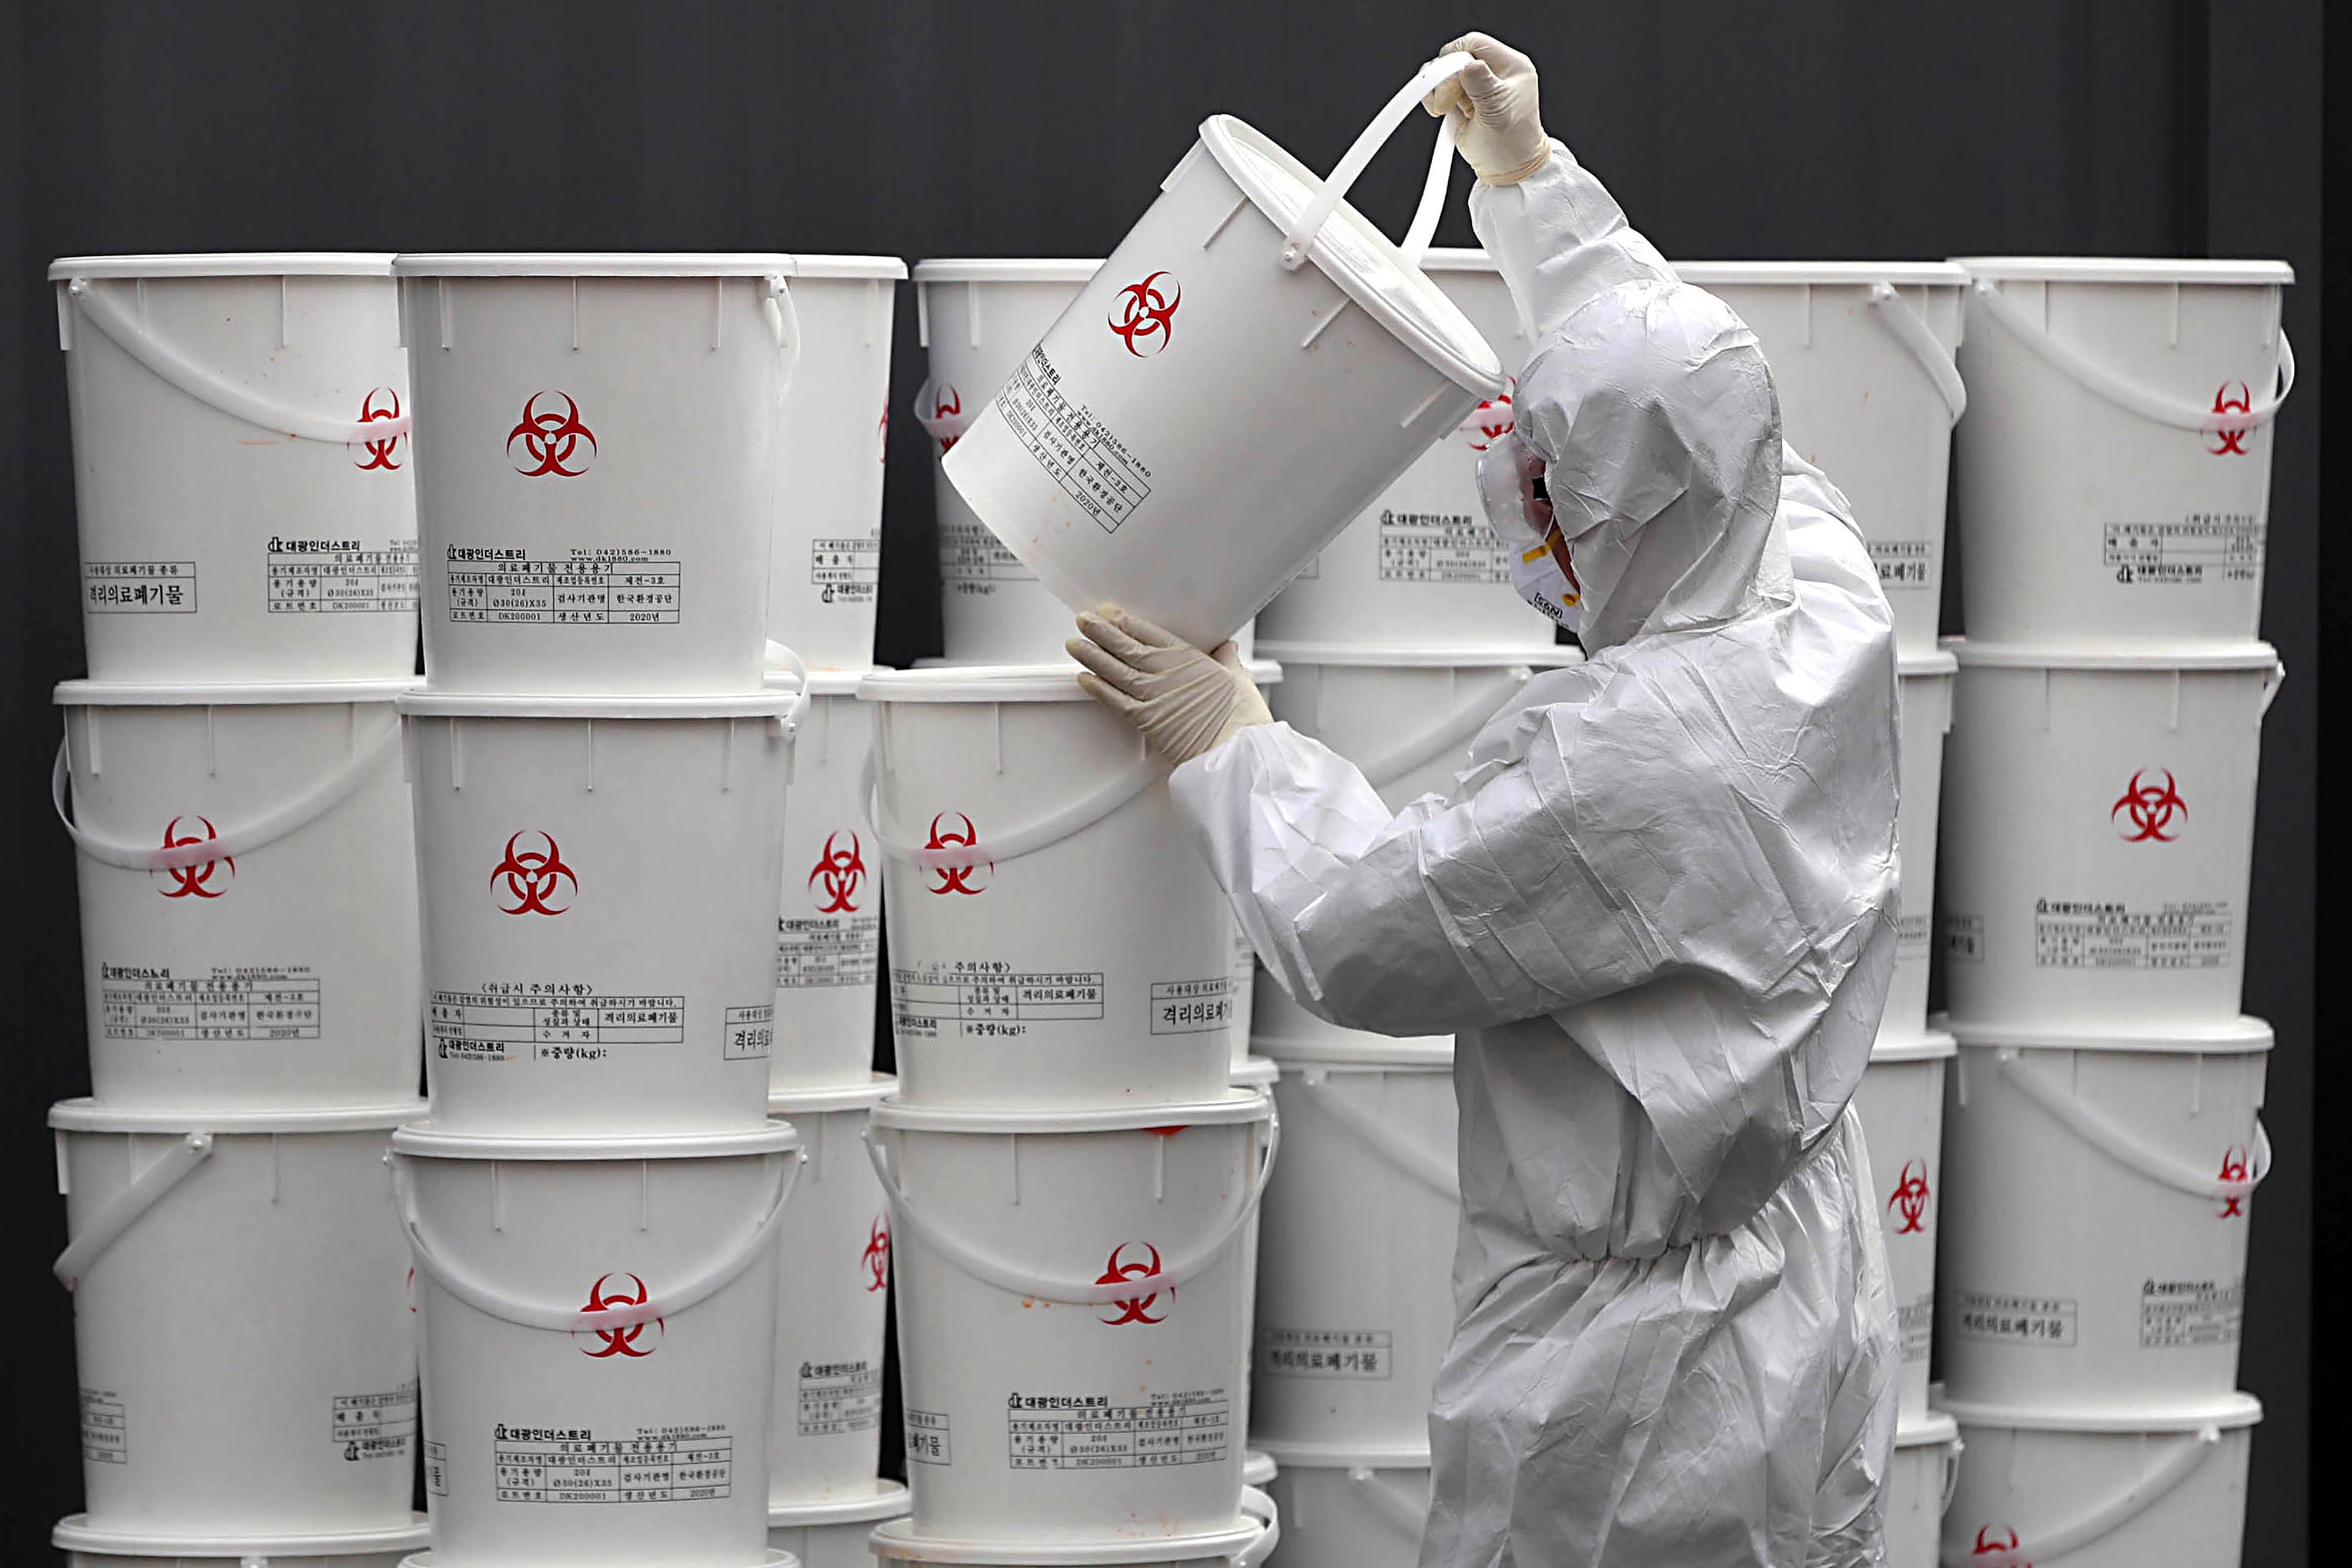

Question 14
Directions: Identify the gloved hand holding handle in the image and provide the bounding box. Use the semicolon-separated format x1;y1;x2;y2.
1421;31;1549;185
1068;607;1271;766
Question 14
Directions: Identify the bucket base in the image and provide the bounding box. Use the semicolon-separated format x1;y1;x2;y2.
55;1516;430;1568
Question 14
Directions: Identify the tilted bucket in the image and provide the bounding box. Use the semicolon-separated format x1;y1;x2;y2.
1885;651;1956;1044
769;1482;910;1568
51;255;419;686
1253;1441;1430;1568
1952;259;2293;648
393;1122;801;1568
1940;1393;2260;1568
767;258;906;669
1851;1032;1956;1423
1255;250;1552;654
942;55;1505;651
1677;264;1969;656
52;1099;425;1537
1247;1040;1456;1451
1939;1019;2269;1415
1937;642;2281;1029
771;668;882;1090
868;1487;1274;1566
870;1093;1277;1545
767;1079;896;1504
395;255;801;694
1885;1414;1962;1568
54;1516;430;1568
401;686;800;1134
55;679;421;1109
861;666;1233;1109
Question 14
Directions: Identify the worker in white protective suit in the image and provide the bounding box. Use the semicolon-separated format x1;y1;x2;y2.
1068;31;1902;1568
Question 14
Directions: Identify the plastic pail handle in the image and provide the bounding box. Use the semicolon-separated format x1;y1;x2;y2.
52;1131;215;1290
1280;52;1474;275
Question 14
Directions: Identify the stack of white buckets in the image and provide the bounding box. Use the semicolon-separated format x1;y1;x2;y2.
1929;259;2293;1568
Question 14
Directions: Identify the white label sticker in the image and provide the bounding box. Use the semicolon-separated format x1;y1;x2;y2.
797;1360;881;1436
85;561;196;614
811;537;880;605
1377;510;1510;585
425;1440;449;1496
1898;1296;1933;1366
2033;899;2233;969
446;548;681;624
891;964;1105;1041
99;964;321;1041
939;520;1036;584
1005;1390;1230;1469
2140;1278;2243;1348
778;914;880;990
1896;911;1932;958
906;1410;953;1466
1953;1291;2077;1347
2104;516;2263;587
1150;978;1234;1037
490;1423;732;1503
1940;912;1984;963
333;1382;419;1461
430;988;686;1064
722;1004;774;1060
80;1389;126;1464
1868;539;1935;590
1258;1328;1395;1380
268;538;419;614
997;349;1153;534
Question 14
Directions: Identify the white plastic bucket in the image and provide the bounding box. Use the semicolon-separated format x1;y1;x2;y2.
1255;250;1552;654
54;680;421;1110
52;1099;425;1537
1677;264;1969;656
868;1492;1274;1567
942;57;1505;651
1885;1415;1962;1568
1247;1040;1456;1451
768;258;906;670
54;1516;431;1568
870;1092;1277;1545
1885;651;1956;1044
769;1482;910;1568
1937;642;2281;1029
395;255;801;694
1851;1033;1956;1423
1253;1442;1429;1568
771;668;882;1090
1940;1393;2260;1568
861;666;1234;1109
1951;259;2293;648
51;255;420;686
393;1121;801;1568
767;1078;896;1504
400;686;800;1134
1939;1018;2269;1415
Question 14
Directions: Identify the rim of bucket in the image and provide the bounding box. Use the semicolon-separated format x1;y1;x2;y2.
404;1556;790;1568
770;664;886;698
395;686;801;720
1895;1411;1961;1448
869;1516;1263;1566
391;253;799;278
1244;1449;1279;1486
1938;1390;2263;1435
1942;636;2280;672
768;1072;898;1117
900;657;1286;688
766;1476;911;1529
53;1515;432;1559
56;676;420;708
48;1097;426;1135
784;255;909;280
1252;1033;1455;1069
51;253;397;280
391;1119;800;1162
1231;1057;1281;1089
1869;1028;1958;1065
1251;1436;1434;1470
862;664;1095;703
871;1085;1272;1136
1198;114;1505;397
911;258;1103;283
1950;255;2293;286
1252;639;1583;670
1675;260;1970;289
1896;648;1959;678
1943;1013;2273;1057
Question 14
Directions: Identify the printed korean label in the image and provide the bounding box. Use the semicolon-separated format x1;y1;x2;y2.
1150;978;1234;1037
85;561;196;614
1896;911;1932;961
797;1360;881;1437
1258;1328;1394;1380
445;547;681;625
430;986;685;1064
99;964;321;1041
267;537;418;613
938;519;1037;585
2033;898;2233;969
1940;912;1984;963
2140;1278;2243;1349
1898;1296;1934;1366
997;349;1152;534
722;1004;774;1061
491;1423;731;1504
778;914;880;991
1868;539;1935;591
1377;510;1510;585
2104;515;2263;587
425;1440;449;1496
80;1389;126;1464
1005;1389;1230;1469
906;1410;952;1466
1954;1291;2077;1348
333;1381;418;1461
891;962;1105;1041
811;537;880;605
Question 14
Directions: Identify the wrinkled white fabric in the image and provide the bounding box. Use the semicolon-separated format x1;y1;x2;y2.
1171;139;1902;1568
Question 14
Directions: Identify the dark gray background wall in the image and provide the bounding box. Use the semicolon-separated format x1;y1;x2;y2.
2;4;2326;1564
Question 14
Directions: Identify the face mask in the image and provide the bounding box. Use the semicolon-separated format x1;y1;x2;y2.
1476;433;1584;633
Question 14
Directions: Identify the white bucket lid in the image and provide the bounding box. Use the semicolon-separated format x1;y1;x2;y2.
392;1119;800;1162
1674;260;1971;289
392;253;797;278
1251;1033;1455;1069
1251;1435;1432;1470
770;664;887;698
53;1514;432;1560
49;1097;426;1135
1939;1389;2262;1435
1950;256;2293;286
1199;115;1505;397
871;1086;1271;1136
1895;648;1959;678
861;664;1097;704
51;253;397;280
1943;1013;2273;1057
1894;1410;1960;1449
1416;248;1497;274
783;255;908;280
766;1476;911;1529
1869;1028;1957;1065
870;1515;1262;1565
1230;1056;1279;1089
396;686;801;720
903;657;1284;687
911;258;1103;284
1251;640;1583;671
1243;1449;1279;1486
767;1074;897;1116
1943;636;2280;672
56;676;419;708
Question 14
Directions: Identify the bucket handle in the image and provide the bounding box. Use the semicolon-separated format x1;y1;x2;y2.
1866;283;1968;423
1347;667;1529;793
1236;1486;1280;1568
2259;656;2287;719
760;641;816;738
1281;52;1474;273
1940;1433;1966;1515
764;274;803;404
1346;1466;1431;1543
910;378;975;450
1941;1419;2224;1568
1992;1048;2271;1206
866;750;1164;872
862;1114;1278;1307
1294;1067;1459;1202
53;1132;215;1290
62;278;413;446
52;715;401;872
388;1149;800;1333
1967;278;2294;435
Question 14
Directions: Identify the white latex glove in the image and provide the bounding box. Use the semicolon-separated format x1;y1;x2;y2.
1068;606;1271;766
1422;31;1549;185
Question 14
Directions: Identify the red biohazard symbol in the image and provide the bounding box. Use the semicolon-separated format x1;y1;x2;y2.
861;1216;891;1293
808;831;867;914
507;391;598;477
2111;770;2188;842
354;387;404;470
156;816;234;899
2217;1145;2251;1218
578;1272;662;1359
923;813;991;896
1465;378;1516;450
2209;382;2253;456
1970;1526;2026;1566
1109;272;1180;357
930;385;963;453
1097;1242;1165;1326
491;831;579;915
877;402;890;464
1887;1159;1932;1235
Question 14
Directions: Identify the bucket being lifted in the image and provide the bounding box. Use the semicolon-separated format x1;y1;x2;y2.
53;1516;432;1568
768;1482;910;1568
1883;1415;1961;1568
943;55;1506;651
771;667;883;1091
1885;650;1956;1045
395;255;802;695
51;254;419;686
1252;1441;1431;1568
1850;1032;1956;1423
1952;258;2293;648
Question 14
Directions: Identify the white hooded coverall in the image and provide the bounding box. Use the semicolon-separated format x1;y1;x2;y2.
1170;143;1903;1567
